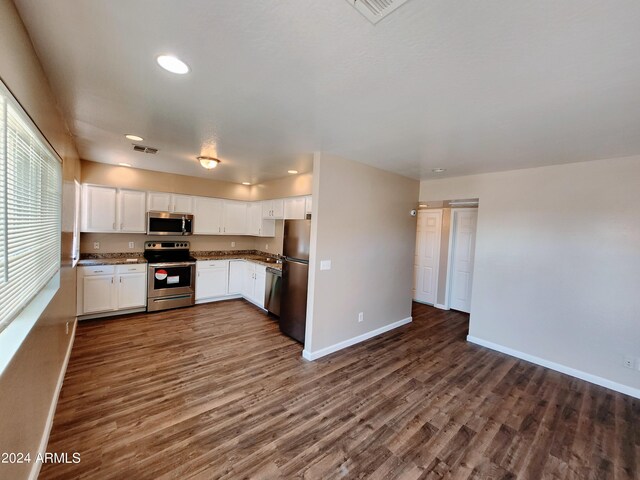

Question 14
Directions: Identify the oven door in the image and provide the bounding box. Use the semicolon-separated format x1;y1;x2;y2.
148;262;195;298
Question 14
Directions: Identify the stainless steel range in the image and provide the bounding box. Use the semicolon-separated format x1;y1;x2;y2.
144;241;196;312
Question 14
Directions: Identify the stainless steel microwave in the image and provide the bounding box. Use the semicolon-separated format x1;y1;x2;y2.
147;211;194;236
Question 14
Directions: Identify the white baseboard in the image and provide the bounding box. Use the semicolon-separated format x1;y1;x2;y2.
434;303;449;310
467;335;640;400
195;294;242;305
303;316;412;361
29;318;77;480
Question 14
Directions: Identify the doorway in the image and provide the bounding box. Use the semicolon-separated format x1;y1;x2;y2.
413;209;442;305
446;208;478;313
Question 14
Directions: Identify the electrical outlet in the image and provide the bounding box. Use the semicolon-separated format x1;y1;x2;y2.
623;355;634;369
231;241;236;248
265;244;269;250
65;322;69;335
93;242;100;250
320;260;332;271
128;241;135;249
358;312;364;323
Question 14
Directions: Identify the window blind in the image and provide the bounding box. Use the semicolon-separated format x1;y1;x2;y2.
0;85;62;334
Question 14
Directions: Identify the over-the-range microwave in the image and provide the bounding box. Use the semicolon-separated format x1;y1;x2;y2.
147;211;194;236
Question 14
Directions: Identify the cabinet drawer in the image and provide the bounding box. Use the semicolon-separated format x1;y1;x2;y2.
197;260;229;269
81;265;115;276
116;264;147;274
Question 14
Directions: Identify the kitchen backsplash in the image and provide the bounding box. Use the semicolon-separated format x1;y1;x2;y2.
80;220;286;255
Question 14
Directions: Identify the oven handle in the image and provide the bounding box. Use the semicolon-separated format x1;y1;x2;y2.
148;262;196;268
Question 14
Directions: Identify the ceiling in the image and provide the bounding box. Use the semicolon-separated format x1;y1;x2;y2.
13;0;640;183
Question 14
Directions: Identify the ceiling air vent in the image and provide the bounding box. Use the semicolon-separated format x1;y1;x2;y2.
346;0;411;24
133;144;158;154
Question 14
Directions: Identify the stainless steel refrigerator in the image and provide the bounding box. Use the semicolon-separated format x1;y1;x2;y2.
279;219;311;343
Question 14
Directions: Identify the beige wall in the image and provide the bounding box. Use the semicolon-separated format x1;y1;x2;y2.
420;155;640;396
82;160;313;202
0;1;82;478
81;233;256;254
304;153;419;355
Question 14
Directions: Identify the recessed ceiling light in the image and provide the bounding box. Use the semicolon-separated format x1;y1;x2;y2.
432;168;446;173
118;163;132;167
156;55;190;74
288;170;298;174
125;134;143;142
197;156;220;169
242;182;251;186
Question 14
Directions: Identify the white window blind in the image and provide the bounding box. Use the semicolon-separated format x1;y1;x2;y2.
0;84;62;334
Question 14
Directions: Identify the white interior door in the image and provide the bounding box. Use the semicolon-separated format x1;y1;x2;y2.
413;210;442;305
448;209;478;313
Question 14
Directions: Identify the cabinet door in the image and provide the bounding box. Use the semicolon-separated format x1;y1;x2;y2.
118;189;146;232
228;260;244;294
284;197;306;220
82;185;117;232
305;196;312;215
272;199;284;219
262;201;273;219
196;265;228;300
259;219;275;237
242;262;255;299
223;200;247;235
147;192;172;212
117;272;147;309
193;196;224;234
247;203;262;236
172;194;194;214
82;275;116;314
253;270;266;308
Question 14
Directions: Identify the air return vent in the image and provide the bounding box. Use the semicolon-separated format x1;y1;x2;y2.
133;144;158;154
346;0;411;24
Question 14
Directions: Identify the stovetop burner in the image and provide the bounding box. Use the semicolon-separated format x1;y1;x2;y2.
143;241;196;264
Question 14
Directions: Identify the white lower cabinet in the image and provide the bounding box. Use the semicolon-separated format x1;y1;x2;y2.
196;260;229;301
196;259;268;309
228;260;244;294
77;264;147;317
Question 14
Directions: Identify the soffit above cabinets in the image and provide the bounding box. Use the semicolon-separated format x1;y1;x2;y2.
13;0;640;181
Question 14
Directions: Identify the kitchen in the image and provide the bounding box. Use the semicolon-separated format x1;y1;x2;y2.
76;159;313;343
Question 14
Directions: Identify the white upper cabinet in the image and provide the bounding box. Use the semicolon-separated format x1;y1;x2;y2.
222;200;247;235
305;195;312;215
82;185;118;232
284;197;306;220
147;192;193;213
172;194;194;214
82;185;145;233
193;196;224;234
118;189;147;232
262;199;284;219
248;202;276;237
147;192;172;212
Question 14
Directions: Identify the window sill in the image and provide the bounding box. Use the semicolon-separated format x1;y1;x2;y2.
0;272;60;376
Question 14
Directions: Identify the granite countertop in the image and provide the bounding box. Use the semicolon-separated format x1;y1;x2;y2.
78;253;147;266
78;251;282;269
192;251;283;270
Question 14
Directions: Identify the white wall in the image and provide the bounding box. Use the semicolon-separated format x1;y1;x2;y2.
420;155;640;396
304;153;419;359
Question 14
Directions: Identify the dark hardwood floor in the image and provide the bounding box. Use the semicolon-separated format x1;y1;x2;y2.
41;301;638;479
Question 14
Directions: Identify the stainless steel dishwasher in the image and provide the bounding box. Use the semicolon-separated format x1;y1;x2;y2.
264;267;282;317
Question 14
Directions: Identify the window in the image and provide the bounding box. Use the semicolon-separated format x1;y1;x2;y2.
0;81;62;334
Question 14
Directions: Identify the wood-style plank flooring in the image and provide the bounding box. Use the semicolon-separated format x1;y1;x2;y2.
41;301;638;479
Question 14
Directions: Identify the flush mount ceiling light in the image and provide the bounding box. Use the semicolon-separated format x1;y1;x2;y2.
118;162;132;167
125;134;143;142
197;156;220;169
287;170;298;174
157;55;190;74
432;168;447;173
242;182;251;186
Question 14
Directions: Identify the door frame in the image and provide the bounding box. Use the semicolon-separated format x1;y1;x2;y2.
445;208;478;311
413;208;443;305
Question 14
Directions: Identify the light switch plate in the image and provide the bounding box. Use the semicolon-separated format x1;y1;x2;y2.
320;260;332;271
128;242;135;249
